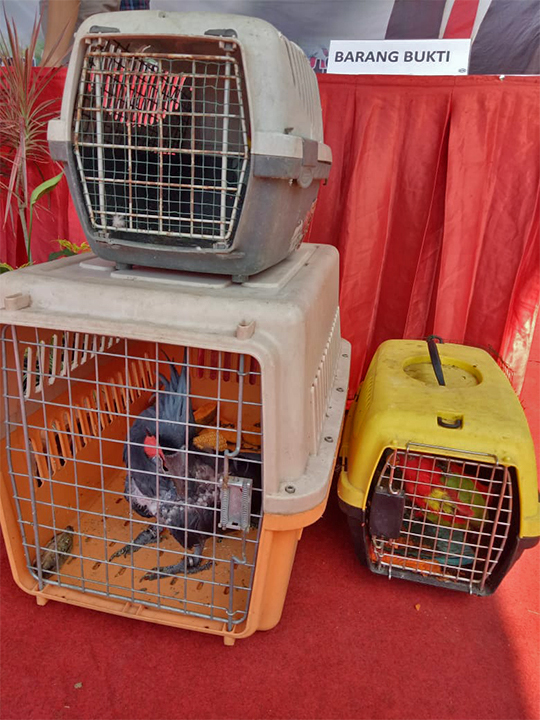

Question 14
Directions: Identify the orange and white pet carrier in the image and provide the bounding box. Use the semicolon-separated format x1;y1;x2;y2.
0;244;349;643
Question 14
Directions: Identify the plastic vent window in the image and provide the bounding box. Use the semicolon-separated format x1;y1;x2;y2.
369;448;514;593
73;37;250;246
1;325;263;629
283;38;322;139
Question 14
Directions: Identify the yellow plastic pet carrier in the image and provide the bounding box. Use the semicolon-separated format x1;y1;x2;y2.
338;338;540;595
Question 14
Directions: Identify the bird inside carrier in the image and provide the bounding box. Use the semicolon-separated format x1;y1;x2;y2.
48;11;332;279
338;339;540;595
0;244;350;641
363;447;517;592
2;328;265;628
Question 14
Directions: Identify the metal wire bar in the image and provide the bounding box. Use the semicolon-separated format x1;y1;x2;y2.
93;338;111;595
64;331;87;592
93;54;107;228
75;142;247;158
9;327;46;589
2;335;261;374
1;328;34;574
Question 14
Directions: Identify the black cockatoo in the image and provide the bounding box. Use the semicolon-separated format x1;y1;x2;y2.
110;359;261;581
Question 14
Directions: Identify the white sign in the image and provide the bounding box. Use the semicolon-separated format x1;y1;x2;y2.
327;39;471;76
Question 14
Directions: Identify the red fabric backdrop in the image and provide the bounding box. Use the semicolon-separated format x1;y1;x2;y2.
1;71;539;395
310;74;540;394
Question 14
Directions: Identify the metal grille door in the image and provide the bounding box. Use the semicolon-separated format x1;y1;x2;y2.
73;37;250;246
1;325;263;628
368;447;514;593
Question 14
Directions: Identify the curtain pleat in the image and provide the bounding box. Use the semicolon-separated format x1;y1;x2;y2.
312;74;540;394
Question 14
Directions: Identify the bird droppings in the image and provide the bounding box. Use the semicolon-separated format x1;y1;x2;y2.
197;581;204;591
111;213;125;229
109;541;116;547
92;562;101;571
36;527;74;579
170;577;178;586
115;497;122;504
116;567;127;577
84;536;91;543
123;520;130;526
139;587;148;592
74;682;83;689
224;586;230;595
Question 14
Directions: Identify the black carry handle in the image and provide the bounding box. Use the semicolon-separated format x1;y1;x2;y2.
437;416;463;429
426;335;445;386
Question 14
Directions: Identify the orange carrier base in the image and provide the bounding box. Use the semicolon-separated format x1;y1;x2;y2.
0;473;331;645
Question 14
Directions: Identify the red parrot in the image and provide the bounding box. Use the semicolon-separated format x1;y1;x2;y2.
399;454;488;528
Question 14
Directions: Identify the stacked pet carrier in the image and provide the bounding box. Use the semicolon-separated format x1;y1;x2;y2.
338;338;540;595
0;11;349;644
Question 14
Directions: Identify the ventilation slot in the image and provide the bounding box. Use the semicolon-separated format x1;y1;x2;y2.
284;39;322;139
309;310;341;453
21;333;120;399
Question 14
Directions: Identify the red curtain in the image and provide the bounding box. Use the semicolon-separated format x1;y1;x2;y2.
1;71;539;394
309;74;540;395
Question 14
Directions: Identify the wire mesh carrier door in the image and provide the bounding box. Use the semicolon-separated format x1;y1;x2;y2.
1;325;265;631
74;35;250;247
364;446;516;594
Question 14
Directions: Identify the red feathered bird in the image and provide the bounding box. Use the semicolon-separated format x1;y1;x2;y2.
401;454;488;528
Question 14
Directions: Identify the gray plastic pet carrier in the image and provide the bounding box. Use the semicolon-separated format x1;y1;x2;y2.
48;11;332;280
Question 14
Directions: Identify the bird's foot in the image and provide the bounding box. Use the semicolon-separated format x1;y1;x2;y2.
109;544;136;561
109;525;161;562
141;557;213;581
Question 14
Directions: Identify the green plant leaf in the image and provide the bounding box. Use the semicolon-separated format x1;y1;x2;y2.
30;172;64;209
48;249;79;262
58;239;91;254
0;262;15;274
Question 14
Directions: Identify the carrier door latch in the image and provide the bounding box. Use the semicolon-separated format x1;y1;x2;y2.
205;28;238;38
220;476;253;531
369;485;406;540
88;26;120;33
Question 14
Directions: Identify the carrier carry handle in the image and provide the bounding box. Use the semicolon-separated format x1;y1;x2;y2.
426;335;445;386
